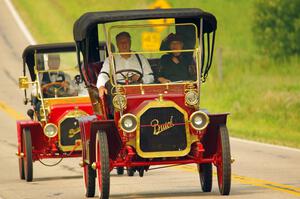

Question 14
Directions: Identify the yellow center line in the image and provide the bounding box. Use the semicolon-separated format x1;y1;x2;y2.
0;100;26;120
174;165;300;197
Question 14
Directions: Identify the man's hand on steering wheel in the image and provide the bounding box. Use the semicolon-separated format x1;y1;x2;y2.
115;69;143;85
129;74;141;83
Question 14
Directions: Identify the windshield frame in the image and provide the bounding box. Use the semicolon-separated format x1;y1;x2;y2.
105;22;200;88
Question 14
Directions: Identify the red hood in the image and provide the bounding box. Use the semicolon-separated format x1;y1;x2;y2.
48;103;93;124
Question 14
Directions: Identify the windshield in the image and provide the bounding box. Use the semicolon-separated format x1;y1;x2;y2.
105;23;198;86
35;52;88;99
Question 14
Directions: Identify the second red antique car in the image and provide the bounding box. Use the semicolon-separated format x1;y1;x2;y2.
16;43;97;181
73;8;232;198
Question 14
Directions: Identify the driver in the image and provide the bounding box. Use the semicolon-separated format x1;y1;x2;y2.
41;54;73;97
96;31;154;97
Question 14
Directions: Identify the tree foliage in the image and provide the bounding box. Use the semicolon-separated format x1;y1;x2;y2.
253;0;300;59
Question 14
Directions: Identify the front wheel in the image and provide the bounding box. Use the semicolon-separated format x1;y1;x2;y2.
96;131;110;199
198;163;212;192
216;125;231;195
83;164;96;197
23;128;33;182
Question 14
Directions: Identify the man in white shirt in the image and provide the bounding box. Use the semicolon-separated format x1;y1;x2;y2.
96;32;154;97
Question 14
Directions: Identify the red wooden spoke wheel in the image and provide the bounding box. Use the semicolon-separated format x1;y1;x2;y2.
83;164;96;197
216;125;231;195
96;131;110;199
22;128;33;182
198;163;212;192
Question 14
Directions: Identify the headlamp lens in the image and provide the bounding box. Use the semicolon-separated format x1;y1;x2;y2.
120;114;137;133
44;123;58;138
190;111;209;130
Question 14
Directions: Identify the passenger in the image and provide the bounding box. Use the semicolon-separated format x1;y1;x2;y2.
96;31;154;97
70;74;88;96
158;33;193;83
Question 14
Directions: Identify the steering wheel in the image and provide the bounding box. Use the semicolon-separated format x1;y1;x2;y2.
115;69;143;85
42;82;66;97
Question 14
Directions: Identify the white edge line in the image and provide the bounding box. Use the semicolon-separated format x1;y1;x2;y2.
4;0;36;45
231;137;300;153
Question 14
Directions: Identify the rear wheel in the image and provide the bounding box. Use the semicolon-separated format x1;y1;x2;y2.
127;167;135;176
96;131;110;199
138;167;144;177
83;164;96;197
23;128;33;182
198;163;212;192
216;125;231;195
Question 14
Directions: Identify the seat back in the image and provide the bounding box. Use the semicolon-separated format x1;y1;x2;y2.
148;58;161;82
81;61;103;86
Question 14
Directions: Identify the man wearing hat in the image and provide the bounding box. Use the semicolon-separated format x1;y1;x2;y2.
158;33;193;83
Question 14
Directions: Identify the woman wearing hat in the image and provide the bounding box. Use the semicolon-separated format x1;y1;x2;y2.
158;33;193;83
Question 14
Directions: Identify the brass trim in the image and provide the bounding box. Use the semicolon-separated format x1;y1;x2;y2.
16;152;24;157
112;94;127;111
43;96;91;106
140;84;145;95
189;111;209;131
18;76;32;89
185;90;199;107
91;162;97;170
119;113;138;133
135;99;191;158
58;109;87;152
158;94;164;101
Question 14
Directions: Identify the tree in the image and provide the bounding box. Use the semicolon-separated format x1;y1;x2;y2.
253;0;300;59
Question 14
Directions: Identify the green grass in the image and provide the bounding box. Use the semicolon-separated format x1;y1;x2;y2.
12;0;300;148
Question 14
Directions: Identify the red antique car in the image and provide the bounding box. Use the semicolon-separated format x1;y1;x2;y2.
73;8;232;198
16;43;98;181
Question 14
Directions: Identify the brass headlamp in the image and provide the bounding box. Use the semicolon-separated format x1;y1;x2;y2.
189;111;209;130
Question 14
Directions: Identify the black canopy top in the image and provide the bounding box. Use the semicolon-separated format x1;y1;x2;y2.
22;42;77;81
22;42;76;81
73;8;217;41
22;42;76;62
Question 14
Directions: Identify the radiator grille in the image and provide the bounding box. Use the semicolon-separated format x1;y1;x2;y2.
139;107;187;152
59;117;81;150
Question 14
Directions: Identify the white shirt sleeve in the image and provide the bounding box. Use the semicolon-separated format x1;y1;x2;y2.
96;58;110;88
139;55;154;83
